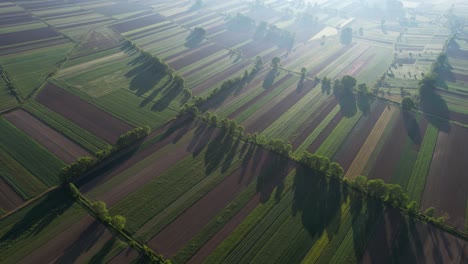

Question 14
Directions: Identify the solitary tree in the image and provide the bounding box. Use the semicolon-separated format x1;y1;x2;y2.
340;28;353;45
272;57;281;68
366;179;388;199
401;96;414;110
112;215;126;230
93;201;109;220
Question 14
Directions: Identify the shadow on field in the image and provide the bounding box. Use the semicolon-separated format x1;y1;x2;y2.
255;154;290;203
263;68;279;88
55;221;105;264
348;192;384;260
357;93;371;116
87;238;117;264
337;91;357;117
292;167;346;239
126;57;166;96
402;111;422;144
419;89;450;132
0;189;73;244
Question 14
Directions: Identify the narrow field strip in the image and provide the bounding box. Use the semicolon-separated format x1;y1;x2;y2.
406;123;438;203
295;105;340;154
345;106;396;179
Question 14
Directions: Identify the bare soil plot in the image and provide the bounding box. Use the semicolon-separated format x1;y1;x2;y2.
36;83;133;144
421;125;468;229
4;110;90;164
112;13;166;33
170;43;224;70
333;100;386;171
0;177;23;212
345;105;396;179
0;27;61;46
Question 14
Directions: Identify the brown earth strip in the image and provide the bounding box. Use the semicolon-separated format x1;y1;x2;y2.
421;125;468;229
38;9;92;19
20;0;69;10
186;195;261;264
306;110;343;153
0;14;36;26
367;112;406;183
345;106;396;179
126;22;176;39
334;100;386;171
56;18;113;30
170;43;224;70
139;27;187;49
0;27;61;46
36;83;133;144
290;96;337;148
209;30;251;48
245;76;311;134
0;37;70;56
149;150;291;257
112;13;166;33
0;177;23;212
4;110;90;164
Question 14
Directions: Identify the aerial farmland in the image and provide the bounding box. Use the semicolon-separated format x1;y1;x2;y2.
0;0;467;263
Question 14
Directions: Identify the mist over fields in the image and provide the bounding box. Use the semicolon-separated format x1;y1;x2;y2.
0;0;467;263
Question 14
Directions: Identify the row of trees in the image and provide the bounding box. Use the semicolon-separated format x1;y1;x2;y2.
349;175;445;223
67;183;169;263
116;126;151;149
61;126;151;182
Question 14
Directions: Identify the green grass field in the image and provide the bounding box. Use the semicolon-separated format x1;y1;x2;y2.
0;118;64;186
23;101;109;153
0;43;73;99
406;123;439;203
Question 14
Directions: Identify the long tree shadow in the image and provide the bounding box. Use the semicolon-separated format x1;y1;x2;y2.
357;93;371;116
0;189;73;244
87;237;116;264
263;68;279;88
419;89;450;132
349;192;384;260
204;132;234;175
255;154;289;203
338;90;357;117
402;111;422;144
55;220;105;264
151;82;182;112
292;166;345;239
126;55;167;96
140;77;173;107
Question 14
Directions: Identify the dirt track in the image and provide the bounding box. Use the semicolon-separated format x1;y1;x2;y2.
4;110;90;164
